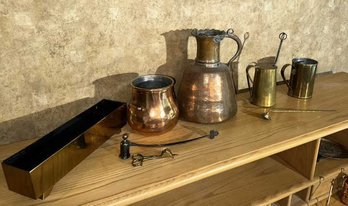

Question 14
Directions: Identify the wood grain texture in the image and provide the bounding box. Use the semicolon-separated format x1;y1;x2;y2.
277;140;320;180
276;196;292;206
324;129;348;149
311;129;348;201
276;139;321;201
316;158;348;178
310;171;344;201
301;193;344;206
0;73;347;206
132;157;310;206
291;194;307;206
316;194;344;206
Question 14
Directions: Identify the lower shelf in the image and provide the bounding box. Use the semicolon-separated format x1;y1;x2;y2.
133;157;312;206
310;129;348;201
316;158;348;176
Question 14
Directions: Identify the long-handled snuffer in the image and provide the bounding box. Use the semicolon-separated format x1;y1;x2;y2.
261;108;336;120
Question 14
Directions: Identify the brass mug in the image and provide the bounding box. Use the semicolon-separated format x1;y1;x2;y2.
281;58;318;99
246;63;277;107
127;75;179;134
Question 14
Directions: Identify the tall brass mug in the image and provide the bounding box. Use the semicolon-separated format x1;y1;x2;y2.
281;58;318;99
246;63;277;107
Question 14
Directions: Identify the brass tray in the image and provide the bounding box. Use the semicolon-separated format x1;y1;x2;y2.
2;99;126;199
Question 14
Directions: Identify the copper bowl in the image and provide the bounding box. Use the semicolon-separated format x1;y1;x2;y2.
127;75;179;134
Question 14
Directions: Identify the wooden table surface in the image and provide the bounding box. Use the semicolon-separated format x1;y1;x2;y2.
1;73;348;206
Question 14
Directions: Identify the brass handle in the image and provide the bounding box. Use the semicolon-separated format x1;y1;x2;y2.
246;63;256;97
281;64;292;89
236;32;250;62
274;32;287;65
226;28;243;66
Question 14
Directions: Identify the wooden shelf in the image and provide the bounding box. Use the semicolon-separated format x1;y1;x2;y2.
309;129;348;201
315;129;348;176
316;158;348;177
291;194;307;206
133;157;312;206
0;73;348;205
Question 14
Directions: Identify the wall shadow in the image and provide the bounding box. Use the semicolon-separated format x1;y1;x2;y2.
156;29;246;93
0;29;249;145
245;56;276;75
93;73;138;103
257;56;276;65
242;56;276;94
229;31;250;92
0;72;138;145
0;98;95;144
255;56;287;85
230;61;239;92
155;29;193;91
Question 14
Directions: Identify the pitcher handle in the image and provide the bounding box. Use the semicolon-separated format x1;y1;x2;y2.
246;63;256;97
281;64;292;90
226;28;243;67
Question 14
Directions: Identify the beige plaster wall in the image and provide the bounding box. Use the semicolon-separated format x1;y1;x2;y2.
0;0;347;143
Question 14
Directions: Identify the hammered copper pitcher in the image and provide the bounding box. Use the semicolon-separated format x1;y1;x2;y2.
178;28;242;123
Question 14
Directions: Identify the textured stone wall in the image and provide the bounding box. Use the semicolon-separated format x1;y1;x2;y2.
0;0;347;143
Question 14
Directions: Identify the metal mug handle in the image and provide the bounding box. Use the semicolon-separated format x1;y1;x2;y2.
246;63;257;97
226;28;243;67
222;28;242;94
281;64;292;90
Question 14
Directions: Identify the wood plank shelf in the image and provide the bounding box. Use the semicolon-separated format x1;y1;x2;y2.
316;129;348;176
316;158;348;178
0;73;348;206
309;129;348;201
133;157;313;206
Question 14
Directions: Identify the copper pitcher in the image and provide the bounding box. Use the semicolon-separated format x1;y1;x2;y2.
127;75;179;133
178;28;242;123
